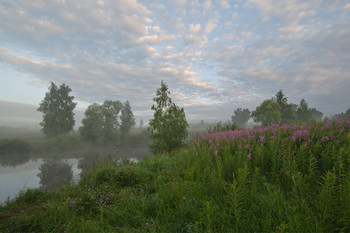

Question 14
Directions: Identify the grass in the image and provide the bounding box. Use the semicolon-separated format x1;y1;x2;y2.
0;119;349;232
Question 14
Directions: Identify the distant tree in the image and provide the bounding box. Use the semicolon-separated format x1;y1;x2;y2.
100;100;123;142
274;90;296;123
231;108;250;128
310;108;323;122
120;100;136;136
79;103;103;142
332;108;350;121
148;81;188;153
37;82;77;137
296;99;312;122
251;99;281;126
79;100;122;143
139;119;144;128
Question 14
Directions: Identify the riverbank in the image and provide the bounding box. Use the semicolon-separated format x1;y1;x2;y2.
1;120;349;232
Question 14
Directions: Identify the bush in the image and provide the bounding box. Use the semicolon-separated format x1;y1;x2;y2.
0;138;33;154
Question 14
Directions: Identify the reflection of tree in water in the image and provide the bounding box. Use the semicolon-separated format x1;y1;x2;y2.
37;160;73;191
0;153;30;167
78;148;118;175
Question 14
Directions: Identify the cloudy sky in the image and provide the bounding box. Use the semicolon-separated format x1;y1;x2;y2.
0;0;349;124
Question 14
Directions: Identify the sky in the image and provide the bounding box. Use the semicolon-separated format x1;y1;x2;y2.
0;0;349;125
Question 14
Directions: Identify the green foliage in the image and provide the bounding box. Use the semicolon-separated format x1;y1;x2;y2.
332;108;350;121
148;81;189;153
1;120;349;232
252;90;323;125
275;90;296;123
252;99;281;126
0;138;32;154
231;108;250;128
207;121;236;133
297;99;312;122
79;100;123;144
38;82;77;137
120;100;136;136
0;138;32;166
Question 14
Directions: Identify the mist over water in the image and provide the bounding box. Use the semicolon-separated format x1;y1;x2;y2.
0;144;149;204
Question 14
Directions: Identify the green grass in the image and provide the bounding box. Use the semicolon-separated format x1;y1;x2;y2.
0;120;349;232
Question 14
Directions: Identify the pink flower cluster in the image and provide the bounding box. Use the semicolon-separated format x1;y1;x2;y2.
191;119;350;160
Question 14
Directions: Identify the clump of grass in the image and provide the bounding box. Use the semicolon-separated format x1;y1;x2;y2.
0;119;349;232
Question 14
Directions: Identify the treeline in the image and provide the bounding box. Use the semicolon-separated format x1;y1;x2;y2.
79;100;135;144
37;82;136;144
36;81;188;154
36;82;349;152
232;90;325;127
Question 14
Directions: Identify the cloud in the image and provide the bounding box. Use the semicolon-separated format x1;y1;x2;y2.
0;0;349;122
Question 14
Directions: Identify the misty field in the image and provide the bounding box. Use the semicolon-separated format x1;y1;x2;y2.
0;119;349;232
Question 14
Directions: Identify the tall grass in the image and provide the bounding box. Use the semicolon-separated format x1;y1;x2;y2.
0;119;349;232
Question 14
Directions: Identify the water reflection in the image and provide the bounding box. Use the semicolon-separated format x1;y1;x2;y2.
37;160;73;191
0;145;148;204
78;148;119;175
0;153;30;167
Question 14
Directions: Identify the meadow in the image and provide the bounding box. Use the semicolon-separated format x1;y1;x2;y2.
0;119;349;232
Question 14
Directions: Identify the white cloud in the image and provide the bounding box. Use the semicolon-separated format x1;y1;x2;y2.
188;23;201;33
203;0;212;10
0;0;349;121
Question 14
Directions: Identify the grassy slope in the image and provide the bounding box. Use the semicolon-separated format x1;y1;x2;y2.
0;120;350;232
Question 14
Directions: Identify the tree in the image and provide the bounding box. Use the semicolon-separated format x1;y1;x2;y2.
251;99;281;126
120;100;136;136
332;108;350;121
274;90;296;123
79;103;103;142
231;108;250;128
148;81;188;153
296;99;311;122
310;108;323;122
100;100;123;142
79;100;122;143
37;82;77;137
139;119;144;128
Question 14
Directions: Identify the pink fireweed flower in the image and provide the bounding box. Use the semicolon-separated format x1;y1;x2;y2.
259;135;265;144
297;130;302;137
321;136;329;142
247;153;251;160
246;144;250;149
214;150;218;157
290;136;296;142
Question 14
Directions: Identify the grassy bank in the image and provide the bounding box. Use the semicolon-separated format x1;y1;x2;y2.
1;120;349;232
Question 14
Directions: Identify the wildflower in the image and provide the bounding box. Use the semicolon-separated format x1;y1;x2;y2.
196;153;198;156
259;135;265;144
321;136;329;142
146;222;149;227
247;153;251;160
246;144;250;149
214;150;218;157
297;130;302;137
290;136;296;142
183;197;186;201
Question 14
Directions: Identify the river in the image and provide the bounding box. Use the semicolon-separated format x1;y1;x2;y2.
0;146;148;204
